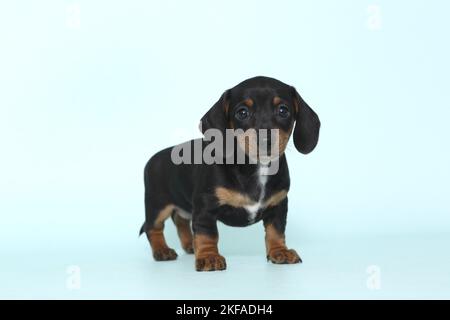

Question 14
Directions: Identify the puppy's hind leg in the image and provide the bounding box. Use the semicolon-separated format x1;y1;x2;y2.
141;202;178;261
172;210;194;254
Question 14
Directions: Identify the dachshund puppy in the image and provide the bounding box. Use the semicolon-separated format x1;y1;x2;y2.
140;76;320;271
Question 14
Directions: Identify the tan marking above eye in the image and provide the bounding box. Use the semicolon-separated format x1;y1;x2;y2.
273;96;282;105
244;98;254;107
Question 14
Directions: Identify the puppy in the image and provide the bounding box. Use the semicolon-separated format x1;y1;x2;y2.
140;76;320;271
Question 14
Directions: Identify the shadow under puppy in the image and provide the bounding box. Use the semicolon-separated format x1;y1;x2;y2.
140;76;320;271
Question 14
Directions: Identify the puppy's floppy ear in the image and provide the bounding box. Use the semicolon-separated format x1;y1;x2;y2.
291;87;321;154
199;90;231;134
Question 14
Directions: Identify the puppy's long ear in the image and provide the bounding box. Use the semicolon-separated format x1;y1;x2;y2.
292;87;321;154
199;90;231;135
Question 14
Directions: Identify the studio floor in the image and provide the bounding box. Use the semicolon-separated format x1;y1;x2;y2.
2;231;449;299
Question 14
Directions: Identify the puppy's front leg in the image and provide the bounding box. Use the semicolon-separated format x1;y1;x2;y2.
263;199;302;264
192;212;226;272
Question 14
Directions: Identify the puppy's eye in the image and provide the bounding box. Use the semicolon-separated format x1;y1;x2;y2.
235;106;250;121
277;104;290;118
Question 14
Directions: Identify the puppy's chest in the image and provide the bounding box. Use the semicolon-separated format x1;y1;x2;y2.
214;167;287;225
240;171;269;221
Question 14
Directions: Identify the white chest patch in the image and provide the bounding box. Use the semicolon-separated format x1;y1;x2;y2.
244;165;269;222
175;206;192;220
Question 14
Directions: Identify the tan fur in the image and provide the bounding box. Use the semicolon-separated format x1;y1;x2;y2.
153;204;174;229
265;224;300;264
145;205;178;260
194;234;219;258
173;212;193;253
235;128;258;160
244;98;254;107
265;190;288;208
147;229;170;251
194;234;226;271
265;224;287;255
147;204;174;250
235;127;292;160
215;187;253;207
273;96;282;105
278;127;292;155
293;95;300;113
215;186;288;210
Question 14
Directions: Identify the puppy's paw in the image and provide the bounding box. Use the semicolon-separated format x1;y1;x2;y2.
196;254;227;272
153;247;178;261
267;248;302;264
183;243;194;254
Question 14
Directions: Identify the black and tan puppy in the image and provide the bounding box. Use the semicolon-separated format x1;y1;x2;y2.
140;76;320;271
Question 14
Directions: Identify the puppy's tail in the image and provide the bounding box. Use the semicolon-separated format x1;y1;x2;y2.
139;222;147;237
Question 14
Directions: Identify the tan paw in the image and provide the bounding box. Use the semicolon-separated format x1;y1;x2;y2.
153;247;178;261
267;248;302;264
183;243;194;254
195;254;227;271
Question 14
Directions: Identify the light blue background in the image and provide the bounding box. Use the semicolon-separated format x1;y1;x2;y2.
1;1;449;299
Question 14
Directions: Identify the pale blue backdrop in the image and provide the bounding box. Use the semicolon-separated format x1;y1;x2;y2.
1;0;449;299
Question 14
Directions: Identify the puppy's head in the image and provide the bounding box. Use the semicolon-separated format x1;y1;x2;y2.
200;76;320;161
